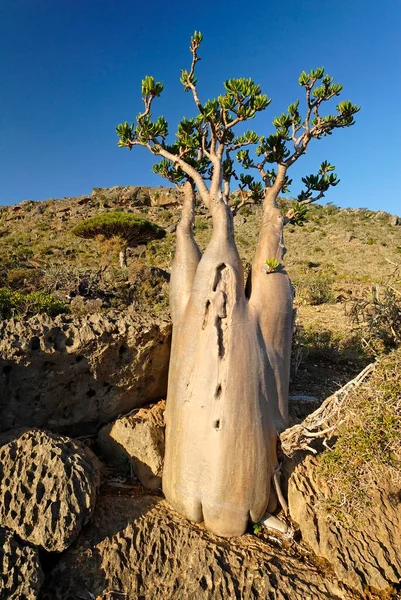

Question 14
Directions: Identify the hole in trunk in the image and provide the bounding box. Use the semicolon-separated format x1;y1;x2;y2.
202;300;211;330
215;384;222;398
213;419;221;430
212;263;226;292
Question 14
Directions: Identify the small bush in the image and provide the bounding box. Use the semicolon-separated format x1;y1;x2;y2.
70;296;103;316
345;271;401;353
292;324;367;370
0;288;68;319
194;217;209;231
293;274;334;305
127;264;170;314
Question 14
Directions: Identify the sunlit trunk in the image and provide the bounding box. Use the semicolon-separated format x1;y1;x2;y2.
163;187;291;537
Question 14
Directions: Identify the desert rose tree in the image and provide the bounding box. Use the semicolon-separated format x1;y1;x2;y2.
116;32;359;537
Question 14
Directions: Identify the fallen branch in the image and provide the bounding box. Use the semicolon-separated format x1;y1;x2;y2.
280;363;375;457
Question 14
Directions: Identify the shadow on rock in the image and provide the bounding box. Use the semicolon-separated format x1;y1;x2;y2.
40;494;356;600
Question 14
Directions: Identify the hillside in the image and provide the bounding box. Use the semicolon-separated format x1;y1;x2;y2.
1;185;400;400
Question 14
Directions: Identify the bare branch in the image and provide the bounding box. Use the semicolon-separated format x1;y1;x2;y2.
184;40;203;113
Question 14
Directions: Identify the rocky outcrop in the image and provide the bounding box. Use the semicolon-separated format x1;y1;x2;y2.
0;527;43;600
98;401;165;489
288;455;401;594
0;310;171;435
0;428;100;552
41;495;357;600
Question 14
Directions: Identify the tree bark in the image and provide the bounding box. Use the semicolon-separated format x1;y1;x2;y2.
163;188;282;538
247;196;294;431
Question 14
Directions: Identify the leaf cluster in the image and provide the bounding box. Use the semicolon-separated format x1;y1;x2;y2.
116;34;359;204
297;161;340;203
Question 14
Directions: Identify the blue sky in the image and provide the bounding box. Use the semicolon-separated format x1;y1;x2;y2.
0;0;400;212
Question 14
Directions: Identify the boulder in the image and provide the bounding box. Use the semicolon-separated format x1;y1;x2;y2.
0;310;171;435
0;527;43;600
41;495;355;600
288;455;401;593
98;401;165;489
0;428;100;552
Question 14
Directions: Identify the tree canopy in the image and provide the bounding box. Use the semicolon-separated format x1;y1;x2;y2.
116;31;359;220
72;212;166;247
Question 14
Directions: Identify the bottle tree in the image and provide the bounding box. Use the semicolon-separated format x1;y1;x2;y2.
116;32;359;537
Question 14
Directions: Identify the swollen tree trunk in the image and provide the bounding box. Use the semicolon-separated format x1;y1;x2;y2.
163;182;292;537
247;193;294;432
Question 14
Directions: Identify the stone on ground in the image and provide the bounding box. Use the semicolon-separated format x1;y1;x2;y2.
0;428;100;552
98;401;165;489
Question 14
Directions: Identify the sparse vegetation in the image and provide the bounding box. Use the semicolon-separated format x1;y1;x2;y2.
0;288;68;319
317;349;401;528
345;270;401;354
293;273;334;305
0;187;399;399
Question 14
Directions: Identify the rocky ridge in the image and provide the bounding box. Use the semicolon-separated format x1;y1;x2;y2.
0;310;171;435
41;495;358;600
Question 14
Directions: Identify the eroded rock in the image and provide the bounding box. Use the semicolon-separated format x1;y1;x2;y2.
0;527;43;600
0;311;171;435
288;455;401;593
41;495;356;600
98;401;165;489
0;428;100;552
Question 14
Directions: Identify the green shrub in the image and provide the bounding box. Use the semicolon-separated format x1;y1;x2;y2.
72;212;165;246
293;274;334;305
194;217;209;231
0;288;68;319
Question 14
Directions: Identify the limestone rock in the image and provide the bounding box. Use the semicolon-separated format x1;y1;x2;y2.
288;455;401;593
0;428;100;552
41;495;356;600
0;310;171;435
98;401;165;489
0;527;43;600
